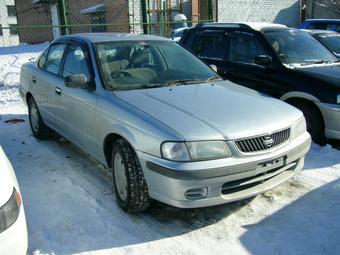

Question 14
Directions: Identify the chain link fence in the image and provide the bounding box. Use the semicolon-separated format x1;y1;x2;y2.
0;0;215;47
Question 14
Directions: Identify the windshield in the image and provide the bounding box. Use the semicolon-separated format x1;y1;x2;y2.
263;29;337;66
314;33;340;55
95;40;218;91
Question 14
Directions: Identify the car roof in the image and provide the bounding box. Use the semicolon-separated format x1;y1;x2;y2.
303;19;340;23
58;33;170;43
302;29;337;35
196;22;288;32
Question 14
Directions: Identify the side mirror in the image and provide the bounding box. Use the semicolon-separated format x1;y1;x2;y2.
65;74;89;89
209;64;218;72
255;55;272;67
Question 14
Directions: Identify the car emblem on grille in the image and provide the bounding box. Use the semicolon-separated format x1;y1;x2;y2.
263;135;274;148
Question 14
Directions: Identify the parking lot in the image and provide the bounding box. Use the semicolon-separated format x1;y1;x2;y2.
0;44;339;255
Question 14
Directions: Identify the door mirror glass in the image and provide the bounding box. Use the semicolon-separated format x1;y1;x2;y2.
255;55;272;67
65;74;88;88
209;64;218;72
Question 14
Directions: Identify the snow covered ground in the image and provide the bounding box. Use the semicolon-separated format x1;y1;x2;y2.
0;44;339;255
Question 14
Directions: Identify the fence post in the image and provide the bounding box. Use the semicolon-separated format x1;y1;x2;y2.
59;0;70;35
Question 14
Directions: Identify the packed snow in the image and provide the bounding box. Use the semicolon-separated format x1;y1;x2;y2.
0;44;339;255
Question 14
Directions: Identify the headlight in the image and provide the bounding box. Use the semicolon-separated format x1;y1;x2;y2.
161;141;231;161
337;94;340;104
291;117;307;140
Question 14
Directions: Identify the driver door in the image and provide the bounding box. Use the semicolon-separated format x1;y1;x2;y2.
224;31;287;97
53;43;98;152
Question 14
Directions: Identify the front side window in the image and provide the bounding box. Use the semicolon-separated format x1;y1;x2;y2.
62;45;91;80
228;32;268;64
264;29;337;66
336;24;340;33
195;33;227;60
96;40;218;91
44;44;67;75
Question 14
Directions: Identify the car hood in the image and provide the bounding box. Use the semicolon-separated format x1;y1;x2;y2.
0;146;18;206
114;81;302;141
293;64;340;88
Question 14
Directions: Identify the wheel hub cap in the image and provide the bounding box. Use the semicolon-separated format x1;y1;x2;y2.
114;153;128;201
30;104;39;132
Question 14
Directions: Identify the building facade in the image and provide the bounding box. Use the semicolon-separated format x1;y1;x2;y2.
13;0;305;45
0;0;19;46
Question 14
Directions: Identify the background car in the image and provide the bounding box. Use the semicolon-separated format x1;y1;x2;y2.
304;29;340;58
298;19;340;32
20;33;310;213
170;27;189;41
0;146;28;255
180;22;340;144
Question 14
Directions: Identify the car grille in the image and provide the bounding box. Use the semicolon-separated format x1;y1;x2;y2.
235;128;290;153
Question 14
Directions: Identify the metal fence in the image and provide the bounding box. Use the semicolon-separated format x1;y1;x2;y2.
0;0;215;47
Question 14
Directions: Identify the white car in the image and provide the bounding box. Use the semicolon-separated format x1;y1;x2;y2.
0;146;28;255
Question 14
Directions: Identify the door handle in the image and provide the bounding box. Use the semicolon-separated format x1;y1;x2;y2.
55;87;61;95
32;76;37;83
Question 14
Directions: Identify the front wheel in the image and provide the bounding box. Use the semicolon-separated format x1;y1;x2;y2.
28;97;50;139
294;101;325;145
111;139;150;213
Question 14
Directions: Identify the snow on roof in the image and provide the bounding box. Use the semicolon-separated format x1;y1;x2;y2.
202;22;288;31
240;22;288;31
80;4;106;14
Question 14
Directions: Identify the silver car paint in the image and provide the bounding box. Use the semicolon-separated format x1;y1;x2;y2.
19;34;310;208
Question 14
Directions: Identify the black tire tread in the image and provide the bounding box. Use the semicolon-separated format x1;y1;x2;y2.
112;139;150;213
293;101;325;145
28;97;50;139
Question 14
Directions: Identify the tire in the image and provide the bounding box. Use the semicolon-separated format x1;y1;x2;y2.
28;97;50;139
111;139;150;213
293;101;325;145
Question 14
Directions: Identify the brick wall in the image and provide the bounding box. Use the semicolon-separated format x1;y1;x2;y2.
217;0;301;27
15;0;53;44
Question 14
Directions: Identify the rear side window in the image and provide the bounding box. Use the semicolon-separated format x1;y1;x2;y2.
44;44;67;75
228;32;267;64
195;32;227;60
307;23;333;30
62;45;91;80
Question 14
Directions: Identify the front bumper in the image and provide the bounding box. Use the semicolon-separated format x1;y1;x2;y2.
138;132;311;208
0;208;28;255
317;102;340;140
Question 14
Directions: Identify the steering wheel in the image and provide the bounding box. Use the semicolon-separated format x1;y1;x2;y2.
111;70;132;79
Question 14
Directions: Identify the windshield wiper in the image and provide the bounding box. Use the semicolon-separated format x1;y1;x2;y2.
205;75;222;82
167;79;204;87
300;60;331;66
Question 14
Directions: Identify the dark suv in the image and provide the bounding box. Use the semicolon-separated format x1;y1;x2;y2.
180;22;340;144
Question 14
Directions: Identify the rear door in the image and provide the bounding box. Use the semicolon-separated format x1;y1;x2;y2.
33;43;67;127
223;30;288;97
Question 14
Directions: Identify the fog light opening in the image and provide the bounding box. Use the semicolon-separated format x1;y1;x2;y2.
185;187;208;200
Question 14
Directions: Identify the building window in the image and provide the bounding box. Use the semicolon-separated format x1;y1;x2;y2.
9;24;18;35
0;25;3;36
7;6;17;17
91;13;106;32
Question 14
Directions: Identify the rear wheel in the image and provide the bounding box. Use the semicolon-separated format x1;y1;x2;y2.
111;139;150;213
293;101;325;145
28;97;50;139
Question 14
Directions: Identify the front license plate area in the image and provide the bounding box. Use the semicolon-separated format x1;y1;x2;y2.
257;157;284;171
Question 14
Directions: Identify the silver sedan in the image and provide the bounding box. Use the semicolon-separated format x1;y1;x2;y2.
19;33;311;212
